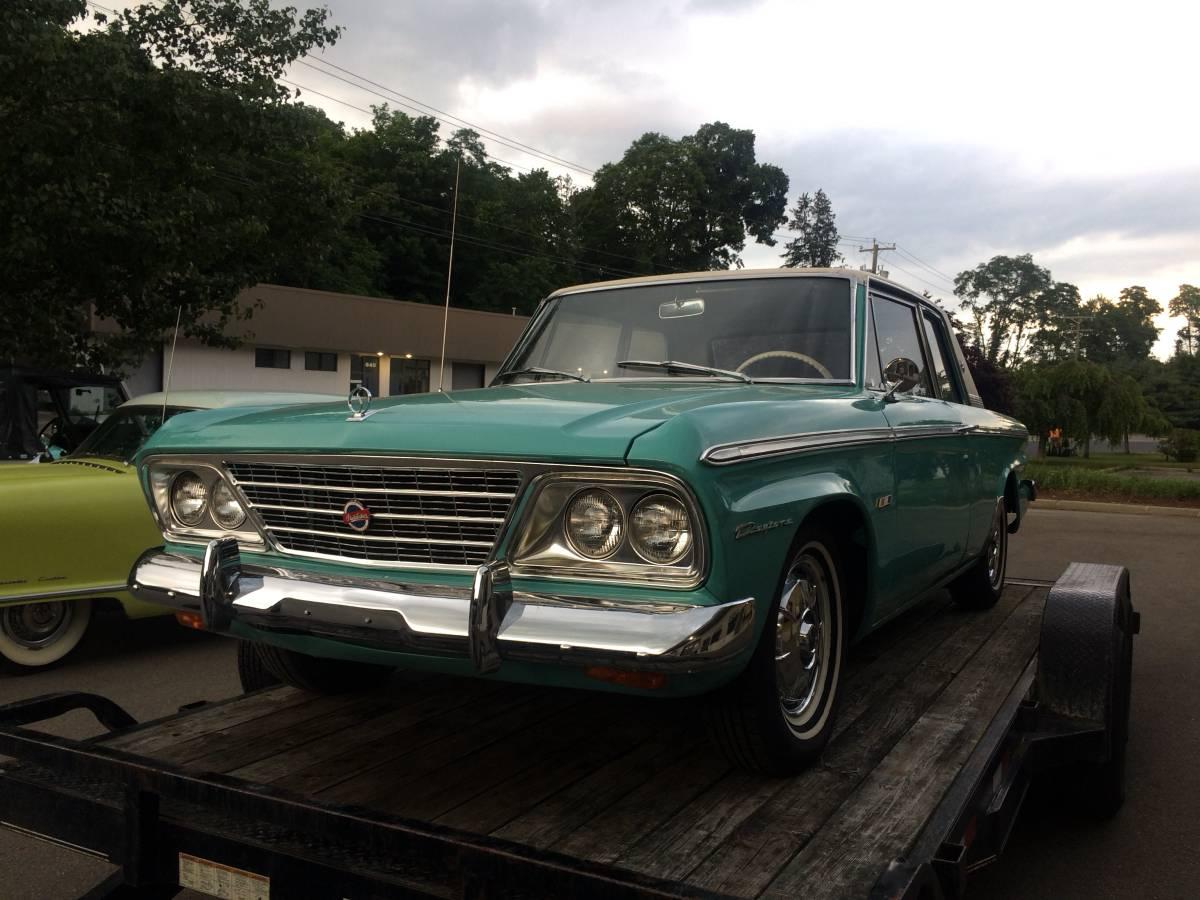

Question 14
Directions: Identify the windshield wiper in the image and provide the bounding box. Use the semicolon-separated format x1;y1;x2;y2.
496;366;590;383
616;359;753;383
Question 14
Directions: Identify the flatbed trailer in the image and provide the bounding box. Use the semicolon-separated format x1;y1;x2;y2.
0;564;1137;900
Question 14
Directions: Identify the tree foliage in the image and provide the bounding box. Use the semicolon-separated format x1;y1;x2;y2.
572;122;789;274
2;7;796;371
781;188;840;268
953;254;1056;365
1170;284;1200;356
0;0;348;371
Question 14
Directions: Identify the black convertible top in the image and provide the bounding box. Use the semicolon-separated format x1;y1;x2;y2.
0;367;126;460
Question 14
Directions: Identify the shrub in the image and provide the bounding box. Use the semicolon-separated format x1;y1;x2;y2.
1159;428;1200;463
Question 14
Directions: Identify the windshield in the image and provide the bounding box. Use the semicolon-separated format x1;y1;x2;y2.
502;276;852;383
70;405;197;462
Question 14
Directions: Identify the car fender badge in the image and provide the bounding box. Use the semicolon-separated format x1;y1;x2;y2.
342;499;372;532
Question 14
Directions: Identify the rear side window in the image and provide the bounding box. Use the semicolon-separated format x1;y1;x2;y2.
921;312;962;403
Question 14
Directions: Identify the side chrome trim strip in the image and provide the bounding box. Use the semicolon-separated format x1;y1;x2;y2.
0;583;128;603
703;427;895;465
701;420;1024;466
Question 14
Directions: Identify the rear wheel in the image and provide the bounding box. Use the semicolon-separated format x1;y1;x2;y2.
706;528;847;775
949;499;1007;610
249;641;392;693
0;599;93;671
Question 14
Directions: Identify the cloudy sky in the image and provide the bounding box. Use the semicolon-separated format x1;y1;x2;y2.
108;0;1200;355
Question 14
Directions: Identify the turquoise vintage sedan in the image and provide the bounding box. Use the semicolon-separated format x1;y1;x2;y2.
129;269;1033;773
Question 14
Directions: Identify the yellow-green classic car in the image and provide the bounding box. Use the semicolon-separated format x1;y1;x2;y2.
0;390;338;670
128;269;1035;773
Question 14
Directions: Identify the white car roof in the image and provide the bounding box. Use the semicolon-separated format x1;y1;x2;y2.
122;390;341;410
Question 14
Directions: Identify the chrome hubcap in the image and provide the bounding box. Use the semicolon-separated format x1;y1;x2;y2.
1;602;73;650
776;555;831;724
985;506;1006;588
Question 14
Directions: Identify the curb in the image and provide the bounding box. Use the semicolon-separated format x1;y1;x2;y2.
1033;498;1200;518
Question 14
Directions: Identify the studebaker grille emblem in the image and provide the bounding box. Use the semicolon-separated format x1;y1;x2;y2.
341;499;372;533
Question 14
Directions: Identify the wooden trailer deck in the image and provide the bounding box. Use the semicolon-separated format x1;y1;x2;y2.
67;580;1048;899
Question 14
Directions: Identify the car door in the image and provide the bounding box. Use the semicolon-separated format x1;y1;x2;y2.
917;307;998;561
870;293;972;617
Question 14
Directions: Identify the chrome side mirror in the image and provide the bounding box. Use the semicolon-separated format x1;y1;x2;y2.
883;357;921;401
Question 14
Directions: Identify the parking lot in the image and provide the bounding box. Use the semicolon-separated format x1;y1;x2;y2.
1;505;1197;899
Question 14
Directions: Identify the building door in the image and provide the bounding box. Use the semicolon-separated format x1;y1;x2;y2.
390;358;431;395
351;355;380;395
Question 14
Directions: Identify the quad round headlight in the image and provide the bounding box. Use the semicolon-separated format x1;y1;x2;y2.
169;471;208;526
211;480;247;530
630;493;692;564
565;489;624;559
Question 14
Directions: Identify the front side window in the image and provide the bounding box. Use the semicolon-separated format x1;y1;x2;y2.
502;277;852;383
871;296;933;396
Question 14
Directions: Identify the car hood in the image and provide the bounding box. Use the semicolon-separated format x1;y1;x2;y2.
0;457;131;486
138;383;862;464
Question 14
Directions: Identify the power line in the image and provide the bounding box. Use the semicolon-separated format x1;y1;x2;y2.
295;60;595;178
299;58;596;176
894;245;956;284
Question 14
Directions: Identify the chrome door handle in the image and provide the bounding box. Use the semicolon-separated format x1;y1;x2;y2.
954;424;978;434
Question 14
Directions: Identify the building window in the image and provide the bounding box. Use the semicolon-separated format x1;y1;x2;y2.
255;348;291;369
305;351;338;372
390;358;430;395
451;363;485;390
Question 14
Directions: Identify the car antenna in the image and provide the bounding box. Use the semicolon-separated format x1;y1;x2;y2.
437;153;462;392
162;304;182;424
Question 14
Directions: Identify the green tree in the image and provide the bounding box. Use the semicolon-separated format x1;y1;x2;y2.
953;254;1056;365
781;189;840;267
1014;359;1141;457
0;0;349;371
574;123;789;273
1077;287;1162;363
1170;284;1200;356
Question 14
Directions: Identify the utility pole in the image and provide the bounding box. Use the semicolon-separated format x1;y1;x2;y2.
1060;315;1094;359
858;238;896;274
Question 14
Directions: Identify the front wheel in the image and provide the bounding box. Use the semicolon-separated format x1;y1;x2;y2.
706;528;847;775
0;599;93;671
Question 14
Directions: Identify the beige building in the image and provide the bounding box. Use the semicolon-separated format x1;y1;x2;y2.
111;284;530;399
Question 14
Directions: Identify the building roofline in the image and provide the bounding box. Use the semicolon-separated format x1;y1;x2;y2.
249;284;529;322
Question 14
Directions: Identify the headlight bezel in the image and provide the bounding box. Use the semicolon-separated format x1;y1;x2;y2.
144;458;264;549
506;470;706;589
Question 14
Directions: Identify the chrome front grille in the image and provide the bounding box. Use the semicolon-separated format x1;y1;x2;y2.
225;461;522;567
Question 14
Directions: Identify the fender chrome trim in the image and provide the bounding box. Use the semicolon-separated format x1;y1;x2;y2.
0;584;128;604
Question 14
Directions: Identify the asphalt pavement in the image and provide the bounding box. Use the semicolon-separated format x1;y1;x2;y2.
1;506;1197;898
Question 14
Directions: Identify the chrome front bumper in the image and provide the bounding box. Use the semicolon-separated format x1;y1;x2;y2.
129;539;755;674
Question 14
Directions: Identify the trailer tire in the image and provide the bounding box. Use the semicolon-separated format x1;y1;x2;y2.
1037;562;1136;818
705;527;846;775
948;499;1007;610
252;642;392;694
236;640;282;692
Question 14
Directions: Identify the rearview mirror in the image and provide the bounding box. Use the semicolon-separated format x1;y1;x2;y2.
883;357;921;398
659;298;705;319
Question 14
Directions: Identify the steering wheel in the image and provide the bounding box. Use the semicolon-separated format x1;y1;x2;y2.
735;350;834;379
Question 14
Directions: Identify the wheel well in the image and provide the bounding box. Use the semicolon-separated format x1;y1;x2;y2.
801;499;871;638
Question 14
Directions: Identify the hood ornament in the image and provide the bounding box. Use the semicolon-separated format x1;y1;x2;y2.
346;385;375;421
